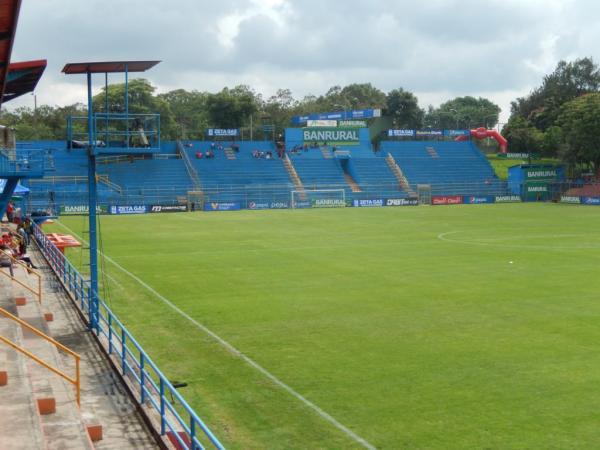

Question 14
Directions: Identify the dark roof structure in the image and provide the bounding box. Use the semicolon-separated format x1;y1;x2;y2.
62;60;161;75
3;59;47;102
0;0;22;107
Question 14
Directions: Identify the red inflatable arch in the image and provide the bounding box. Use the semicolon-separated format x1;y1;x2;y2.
455;127;507;153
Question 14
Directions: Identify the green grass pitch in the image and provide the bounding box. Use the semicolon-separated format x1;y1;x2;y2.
49;203;600;449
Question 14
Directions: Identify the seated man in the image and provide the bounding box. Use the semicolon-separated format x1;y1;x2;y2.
0;244;14;277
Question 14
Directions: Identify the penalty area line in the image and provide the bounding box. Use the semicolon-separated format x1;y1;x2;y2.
53;220;377;450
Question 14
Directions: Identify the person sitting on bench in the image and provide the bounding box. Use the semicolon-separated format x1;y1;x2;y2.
0;244;14;277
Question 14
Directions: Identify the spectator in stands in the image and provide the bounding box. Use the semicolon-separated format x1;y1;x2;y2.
0;244;14;277
23;218;33;239
232;143;240;153
17;223;28;246
195;151;203;159
5;201;14;223
266;151;273;159
205;150;214;159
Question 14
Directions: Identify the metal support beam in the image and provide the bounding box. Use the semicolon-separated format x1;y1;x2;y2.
0;177;18;219
86;71;99;332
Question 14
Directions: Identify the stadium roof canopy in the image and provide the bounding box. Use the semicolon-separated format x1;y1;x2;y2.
0;0;22;106
3;59;47;102
62;60;161;74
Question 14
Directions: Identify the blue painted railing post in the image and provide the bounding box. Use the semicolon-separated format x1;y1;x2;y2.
121;329;126;376
190;419;196;450
108;315;113;354
140;353;146;404
160;378;166;435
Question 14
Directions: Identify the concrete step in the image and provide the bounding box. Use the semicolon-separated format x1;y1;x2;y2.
0;300;46;450
17;294;96;450
28;243;159;449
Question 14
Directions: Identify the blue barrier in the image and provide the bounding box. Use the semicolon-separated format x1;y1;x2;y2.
33;224;225;450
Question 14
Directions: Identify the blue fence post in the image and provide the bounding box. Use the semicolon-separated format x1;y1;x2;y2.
190;418;196;450
160;378;166;435
140;353;146;404
87;287;93;330
121;329;126;375
108;314;113;354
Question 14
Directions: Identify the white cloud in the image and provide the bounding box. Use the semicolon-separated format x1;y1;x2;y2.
6;0;600;125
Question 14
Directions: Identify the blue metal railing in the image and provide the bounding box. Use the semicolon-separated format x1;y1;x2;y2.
0;148;46;176
33;224;225;450
67;113;161;151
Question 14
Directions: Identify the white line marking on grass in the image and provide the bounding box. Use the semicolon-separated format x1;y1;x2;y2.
54;220;377;450
437;231;600;250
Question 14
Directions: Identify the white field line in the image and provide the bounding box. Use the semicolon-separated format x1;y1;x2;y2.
437;231;600;250
54;220;377;450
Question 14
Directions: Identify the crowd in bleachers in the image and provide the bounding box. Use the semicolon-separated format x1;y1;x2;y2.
0;213;37;275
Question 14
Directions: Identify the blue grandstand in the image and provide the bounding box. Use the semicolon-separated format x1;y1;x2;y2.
17;135;508;211
381;140;507;196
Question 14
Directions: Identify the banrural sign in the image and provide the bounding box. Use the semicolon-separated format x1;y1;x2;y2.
60;205;107;215
525;169;557;179
302;127;360;145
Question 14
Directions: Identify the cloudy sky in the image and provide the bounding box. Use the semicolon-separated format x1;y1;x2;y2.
9;0;600;123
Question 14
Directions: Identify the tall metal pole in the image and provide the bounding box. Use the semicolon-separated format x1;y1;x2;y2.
87;71;99;332
125;64;129;149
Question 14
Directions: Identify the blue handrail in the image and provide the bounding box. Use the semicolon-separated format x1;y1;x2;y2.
33;224;225;450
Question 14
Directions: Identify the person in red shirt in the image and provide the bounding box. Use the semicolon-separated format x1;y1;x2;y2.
6;201;14;223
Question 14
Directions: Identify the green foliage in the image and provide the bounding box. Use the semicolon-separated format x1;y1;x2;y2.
501;116;544;153
426;96;500;129
157;89;209;140
385;88;424;128
557;93;600;169
205;85;260;130
511;57;600;131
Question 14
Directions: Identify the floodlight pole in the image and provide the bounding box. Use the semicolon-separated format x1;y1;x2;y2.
86;71;99;333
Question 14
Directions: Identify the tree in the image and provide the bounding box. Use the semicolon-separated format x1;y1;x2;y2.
262;89;297;138
205;85;260;129
426;96;500;130
93;78;178;139
501;116;544;153
158;89;209;139
338;83;386;110
386;88;424;129
557;93;600;170
511;57;600;131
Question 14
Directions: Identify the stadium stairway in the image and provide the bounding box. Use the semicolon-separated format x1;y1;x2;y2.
385;154;416;196
283;154;306;197
224;147;237;160
0;241;159;449
343;173;362;193
320;147;333;159
382;140;507;196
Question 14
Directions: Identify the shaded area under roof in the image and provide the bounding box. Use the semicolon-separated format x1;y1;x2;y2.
0;0;22;109
62;60;161;75
3;59;47;102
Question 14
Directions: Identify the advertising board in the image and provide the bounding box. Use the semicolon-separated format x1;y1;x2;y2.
432;195;463;205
